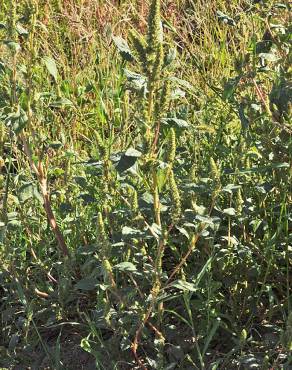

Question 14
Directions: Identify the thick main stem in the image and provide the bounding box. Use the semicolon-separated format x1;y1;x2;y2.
39;176;69;257
21;136;69;257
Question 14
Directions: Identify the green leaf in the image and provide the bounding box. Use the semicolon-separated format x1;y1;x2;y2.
124;69;147;91
164;47;177;67
4;41;21;52
5;107;28;134
80;337;92;354
216;11;236;26
222;184;241;194
196;215;214;226
113;36;134;62
273;3;287;9
49;98;73;108
8;334;19;351
171;88;186;99
122;226;144;239
169;77;193;91
224;162;289;175
7;219;21;229
148;223;162;240
116;148;142;173
73;176;87;188
222;76;240;101
194;256;213;286
75;278;98;291
193;204;207;215
16;23;28;36
18;182;42;203
141;192;154;205
169;279;197;292
164;363;178;370
238;104;249;130
259;52;279;62
202;318;221;357
221;235;239;245
114;262;137;272
176;227;190;239
43;56;58;82
0;61;6;75
79;193;95;204
124;148;142;157
223;208;236;216
161;117;190;129
48;141;63;150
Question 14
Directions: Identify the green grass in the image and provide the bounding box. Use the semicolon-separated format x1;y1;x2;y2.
0;0;291;369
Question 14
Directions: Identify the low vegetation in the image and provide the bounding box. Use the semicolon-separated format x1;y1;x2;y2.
0;0;291;369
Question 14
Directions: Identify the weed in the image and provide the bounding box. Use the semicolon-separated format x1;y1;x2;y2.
0;0;291;369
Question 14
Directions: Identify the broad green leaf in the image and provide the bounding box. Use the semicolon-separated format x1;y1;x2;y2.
171;88;186;99
161;117;190;129
124;148;142;157
176;227;190;239
216;10;236;26
259;52;279;62
75;278;98;291
223;208;236;216
196;215;214;225
114;262;137;272
73;176;87;188
122;226;144;238
49;97;73;108
222;184;241;194
124;69;147;91
157;167;169;191
164;47;177;67
141;192;154;205
164;363;177;370
7;219;21;229
18;182;42;203
238;104;249;130
80;337;92;354
193;204;207;215
116;148;141;173
148;223;162;239
169;77;193;91
221;236;239;245
16;23;28;36
113;36;134;62
79;193;95;204
43;56;58;82
4;41;21;52
48;141;63;149
5;107;28;134
222;76;240;101
8;334;19;351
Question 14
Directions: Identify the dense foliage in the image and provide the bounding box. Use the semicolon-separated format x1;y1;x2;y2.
0;0;291;369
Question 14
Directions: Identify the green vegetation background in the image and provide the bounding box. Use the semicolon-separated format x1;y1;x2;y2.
0;0;291;369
